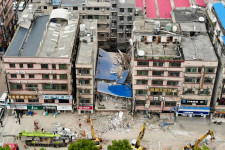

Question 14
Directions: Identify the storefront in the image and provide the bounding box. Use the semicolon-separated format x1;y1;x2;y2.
181;99;208;105
177;106;210;117
78;105;93;114
6;104;27;110
42;104;57;113
27;105;43;110
57;105;73;112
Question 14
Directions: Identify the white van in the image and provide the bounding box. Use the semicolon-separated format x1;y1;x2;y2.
0;92;8;106
18;2;26;11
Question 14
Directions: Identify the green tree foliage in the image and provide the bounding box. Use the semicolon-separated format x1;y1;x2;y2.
0;145;11;150
40;148;47;150
68;139;98;150
194;146;211;150
107;139;132;150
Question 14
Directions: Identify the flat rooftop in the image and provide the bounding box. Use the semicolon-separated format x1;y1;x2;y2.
181;34;217;61
76;20;98;64
173;8;205;22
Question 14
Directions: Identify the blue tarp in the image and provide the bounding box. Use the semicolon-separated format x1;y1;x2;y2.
97;83;132;98
222;36;225;45
117;70;129;84
178;106;210;115
213;3;225;30
96;49;119;81
52;0;61;6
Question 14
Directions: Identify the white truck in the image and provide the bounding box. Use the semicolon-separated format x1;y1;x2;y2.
0;92;8;106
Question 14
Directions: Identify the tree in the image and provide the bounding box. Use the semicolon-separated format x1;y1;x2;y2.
68;139;98;150
0;145;11;150
107;139;132;150
194;146;211;150
40;148;47;150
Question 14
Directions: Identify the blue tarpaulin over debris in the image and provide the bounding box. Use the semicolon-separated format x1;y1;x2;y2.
97;83;132;98
222;36;225;45
96;49;119;81
52;0;60;5
117;70;129;84
213;3;225;30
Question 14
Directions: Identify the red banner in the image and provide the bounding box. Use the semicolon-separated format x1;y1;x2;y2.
78;106;93;110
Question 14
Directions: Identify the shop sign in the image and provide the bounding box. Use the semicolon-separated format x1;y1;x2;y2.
78;106;93;110
8;95;37;99
181;99;207;105
7;105;27;110
27;106;43;110
150;88;177;92
57;105;72;110
42;95;72;100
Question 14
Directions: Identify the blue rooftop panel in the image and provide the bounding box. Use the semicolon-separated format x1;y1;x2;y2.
6;27;28;56
96;49;119;81
213;3;225;30
117;70;129;84
21;15;49;56
52;0;61;6
97;83;132;98
222;36;225;45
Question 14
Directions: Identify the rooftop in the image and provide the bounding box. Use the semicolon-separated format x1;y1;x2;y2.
180;22;207;32
181;34;217;61
76;19;98;64
52;0;84;6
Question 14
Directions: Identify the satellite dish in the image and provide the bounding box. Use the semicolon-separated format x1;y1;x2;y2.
199;17;204;22
138;50;145;56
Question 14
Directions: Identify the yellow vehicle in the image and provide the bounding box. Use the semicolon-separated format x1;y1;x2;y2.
131;122;146;150
87;117;102;149
183;130;215;150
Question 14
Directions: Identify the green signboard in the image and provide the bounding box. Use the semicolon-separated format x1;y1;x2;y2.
27;106;43;110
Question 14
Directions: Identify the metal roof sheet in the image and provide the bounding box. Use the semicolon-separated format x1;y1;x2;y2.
6;27;28;56
213;3;225;30
117;70;129;84
21;15;49;56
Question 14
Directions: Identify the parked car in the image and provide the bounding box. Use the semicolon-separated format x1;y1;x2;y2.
0;92;7;106
18;1;26;11
13;1;18;11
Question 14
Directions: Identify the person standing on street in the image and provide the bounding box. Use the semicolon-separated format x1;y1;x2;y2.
18;117;20;125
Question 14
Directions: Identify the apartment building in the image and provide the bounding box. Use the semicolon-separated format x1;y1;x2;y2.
75;19;98;114
0;0;16;57
132;20;184;113
3;9;79;112
206;2;225;117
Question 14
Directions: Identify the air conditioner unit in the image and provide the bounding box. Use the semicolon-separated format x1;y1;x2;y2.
149;67;152;70
160;96;165;101
39;92;42;95
149;77;152;80
145;67;148;70
209;76;213;79
102;9;105;12
146;86;149;89
130;13;132;15
16;71;20;74
23;81;28;83
208;88;212;92
164;78;168;81
16;81;21;83
49;72;52;74
78;73;81;75
145;104;149;108
129;21;132;24
184;88;188;91
153;97;159;100
200;89;204;91
21;71;25;74
144;77;147;79
166;68;168;71
184;73;187;76
192;88;195;91
122;13;124;15
49;81;53;84
34;91;37;93
121;21;124;24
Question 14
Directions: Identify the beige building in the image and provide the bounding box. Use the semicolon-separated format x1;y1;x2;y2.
75;19;98;114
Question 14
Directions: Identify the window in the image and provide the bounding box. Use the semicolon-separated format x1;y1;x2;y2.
19;64;23;68
136;100;146;106
99;41;104;46
205;68;214;73
42;74;49;79
137;71;148;75
152;80;163;85
128;8;132;12
196;77;201;83
136;90;147;95
198;89;209;95
165;101;176;107
41;64;48;69
29;74;35;78
94;15;99;19
87;7;92;10
14;99;24;102
186;67;197;73
119;16;124;21
169;62;181;67
26;84;38;91
218;98;225;105
150;101;161;106
168;72;180;77
27;64;33;68
137;61;149;66
127;16;132;21
10;83;22;90
80;99;90;104
11;74;17;78
184;89;195;94
166;91;178;96
196;100;208;105
153;62;164;67
152;71;164;76
94;7;99;10
204;77;213;84
150;91;162;96
53;74;57;79
43;6;47;9
60;74;67;80
167;81;179;86
127;25;132;29
59;64;67;69
21;74;25;78
42;84;68;90
52;64;56;70
28;99;39;103
78;69;90;75
59;99;69;103
79;89;91;94
136;80;148;85
79;80;90;85
120;8;124;12
9;64;15;68
119;25;123;29
119;33;123;38
112;4;117;8
73;7;78;10
198;67;202;73
184;77;195;83
53;6;58;9
44;99;55;103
